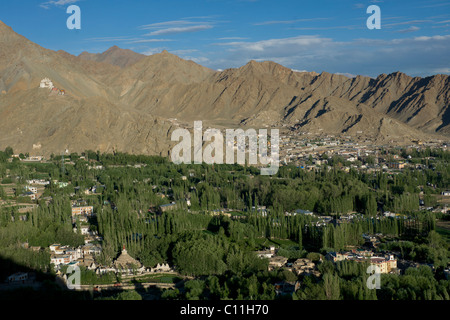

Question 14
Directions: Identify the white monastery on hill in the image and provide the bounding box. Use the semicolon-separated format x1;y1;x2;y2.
40;78;54;89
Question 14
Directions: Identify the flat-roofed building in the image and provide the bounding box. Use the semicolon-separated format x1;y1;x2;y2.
71;206;94;217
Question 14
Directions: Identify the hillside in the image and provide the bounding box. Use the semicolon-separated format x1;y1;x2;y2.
0;20;448;157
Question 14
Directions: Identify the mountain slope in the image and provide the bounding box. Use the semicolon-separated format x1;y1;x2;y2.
0;20;449;157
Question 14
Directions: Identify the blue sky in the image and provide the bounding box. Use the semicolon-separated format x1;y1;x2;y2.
0;0;449;77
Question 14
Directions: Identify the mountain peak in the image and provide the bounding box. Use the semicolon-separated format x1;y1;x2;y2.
105;45;121;53
78;46;146;68
155;49;178;58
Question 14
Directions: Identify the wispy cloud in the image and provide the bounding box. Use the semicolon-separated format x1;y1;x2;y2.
146;25;213;36
139;20;199;30
397;26;420;33
253;18;330;26
139;18;215;36
215;35;334;51
290;25;362;31
85;36;173;44
418;1;450;8
383;20;432;27
40;0;82;9
218;37;249;40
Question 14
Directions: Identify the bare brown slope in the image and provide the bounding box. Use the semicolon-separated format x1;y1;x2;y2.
111;53;449;138
330;72;450;135
0;21;174;156
78;46;146;68
276;95;437;143
0;88;174;156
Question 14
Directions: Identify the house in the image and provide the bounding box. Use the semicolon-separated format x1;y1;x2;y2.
22;156;44;162
150;263;173;273
50;244;62;252
368;255;397;274
71;206;94;217
80;225;91;235
20;192;36;201
159;202;178;213
293;209;313;216
26;179;50;186
82;243;102;256
256;250;274;259
268;256;288;271
39;78;54;89
51;254;72;266
25;186;38;194
325;252;347;263
291;258;320;277
388;162;406;169
352;249;374;258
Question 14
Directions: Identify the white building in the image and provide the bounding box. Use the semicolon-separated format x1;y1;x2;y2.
40;78;54;89
26;179;50;186
25;186;38;194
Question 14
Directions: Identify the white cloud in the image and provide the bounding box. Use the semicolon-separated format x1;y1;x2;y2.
397;26;420;33
433;67;450;74
218;37;249;40
141;47;168;56
139;18;217;36
84;36;172;44
335;72;357;78
40;0;81;9
171;49;198;55
146;25;213;36
139;20;199;30
216;35;334;52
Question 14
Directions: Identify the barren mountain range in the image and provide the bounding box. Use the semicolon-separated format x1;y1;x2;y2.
0;20;448;157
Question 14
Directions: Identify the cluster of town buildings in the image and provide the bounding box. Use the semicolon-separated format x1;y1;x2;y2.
256;244;399;277
48;204;175;277
278;132;447;174
256;246;321;277
325;249;398;274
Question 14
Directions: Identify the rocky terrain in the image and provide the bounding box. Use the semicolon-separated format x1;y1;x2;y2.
0;20;448;156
